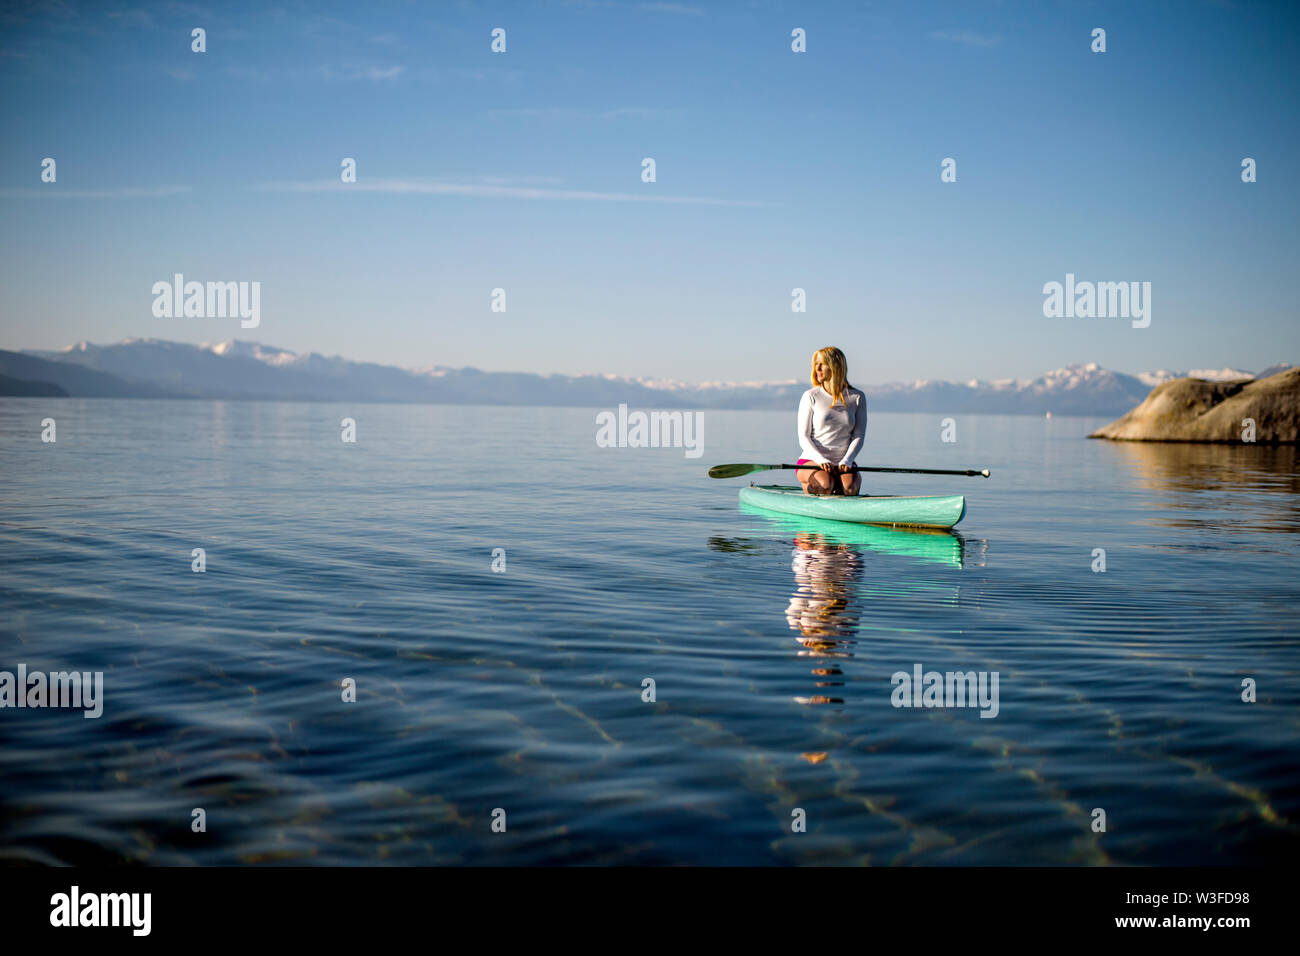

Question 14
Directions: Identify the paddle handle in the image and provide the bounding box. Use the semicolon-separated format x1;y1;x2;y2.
779;464;990;478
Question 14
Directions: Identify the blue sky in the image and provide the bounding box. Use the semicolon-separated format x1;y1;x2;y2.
1;0;1297;384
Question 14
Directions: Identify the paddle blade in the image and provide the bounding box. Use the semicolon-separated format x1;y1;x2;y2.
708;462;771;479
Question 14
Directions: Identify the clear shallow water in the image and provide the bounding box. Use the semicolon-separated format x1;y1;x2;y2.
1;400;1297;865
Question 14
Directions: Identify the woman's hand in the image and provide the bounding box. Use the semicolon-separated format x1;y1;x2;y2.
819;461;836;473
837;463;853;475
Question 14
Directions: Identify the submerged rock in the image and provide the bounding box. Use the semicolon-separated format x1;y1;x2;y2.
1089;367;1299;443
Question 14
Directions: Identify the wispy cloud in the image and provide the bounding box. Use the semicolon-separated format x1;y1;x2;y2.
163;3;213;18
489;106;676;121
351;65;403;81
254;179;762;207
638;2;704;15
226;64;274;82
225;63;406;83
478;175;567;186
559;0;702;11
106;8;156;30
930;30;1002;47
563;0;705;12
0;186;192;199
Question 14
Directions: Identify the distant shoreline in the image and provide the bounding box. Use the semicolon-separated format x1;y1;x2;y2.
4;342;1291;417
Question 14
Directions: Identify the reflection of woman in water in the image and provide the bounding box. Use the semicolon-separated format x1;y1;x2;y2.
786;533;864;707
785;533;864;650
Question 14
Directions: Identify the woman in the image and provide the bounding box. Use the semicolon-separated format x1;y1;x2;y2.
796;346;867;496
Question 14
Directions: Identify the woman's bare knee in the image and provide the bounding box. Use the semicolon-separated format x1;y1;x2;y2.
808;472;834;494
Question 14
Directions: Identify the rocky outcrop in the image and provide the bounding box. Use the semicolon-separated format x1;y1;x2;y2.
1089;368;1300;443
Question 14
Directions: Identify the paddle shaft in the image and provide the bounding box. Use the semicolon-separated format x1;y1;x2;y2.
707;461;991;479
777;463;987;477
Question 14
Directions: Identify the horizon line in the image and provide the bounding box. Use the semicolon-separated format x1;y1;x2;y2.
5;336;1288;389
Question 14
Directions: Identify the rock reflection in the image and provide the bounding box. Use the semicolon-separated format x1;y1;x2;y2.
1108;440;1299;493
1106;441;1300;531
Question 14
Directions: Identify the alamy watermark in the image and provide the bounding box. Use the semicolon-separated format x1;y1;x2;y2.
50;886;150;936
596;404;704;459
1042;273;1150;328
1;664;103;718
152;273;260;328
891;663;999;718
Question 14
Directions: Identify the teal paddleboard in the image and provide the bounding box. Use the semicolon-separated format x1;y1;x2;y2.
739;484;966;530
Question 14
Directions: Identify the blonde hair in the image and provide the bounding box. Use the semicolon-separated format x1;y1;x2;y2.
810;347;850;406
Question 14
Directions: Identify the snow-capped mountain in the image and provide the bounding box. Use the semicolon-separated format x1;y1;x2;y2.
205;339;302;367
3;339;1293;415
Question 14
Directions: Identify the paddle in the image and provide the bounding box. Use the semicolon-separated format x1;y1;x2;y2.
708;462;991;479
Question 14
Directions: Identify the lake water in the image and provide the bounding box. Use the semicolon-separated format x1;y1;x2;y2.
1;400;1297;865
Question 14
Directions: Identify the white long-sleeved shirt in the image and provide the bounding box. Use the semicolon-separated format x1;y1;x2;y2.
797;385;867;466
